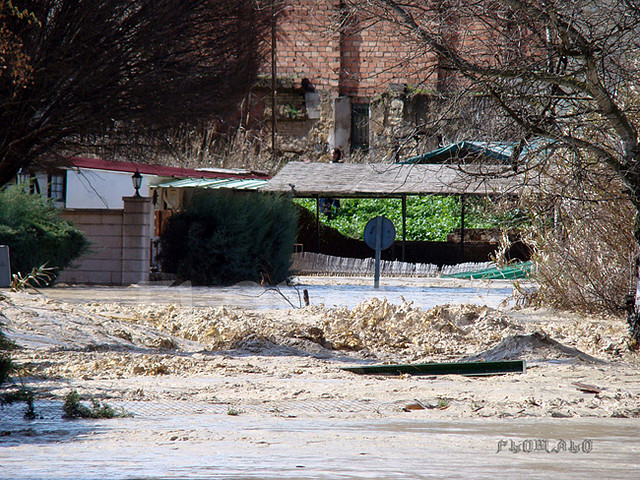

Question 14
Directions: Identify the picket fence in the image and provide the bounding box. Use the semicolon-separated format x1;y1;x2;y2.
291;252;493;277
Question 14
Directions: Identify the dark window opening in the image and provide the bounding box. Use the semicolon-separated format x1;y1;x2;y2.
351;103;369;152
48;172;66;205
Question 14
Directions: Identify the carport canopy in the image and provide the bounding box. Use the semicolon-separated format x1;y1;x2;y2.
263;162;525;260
262;161;522;198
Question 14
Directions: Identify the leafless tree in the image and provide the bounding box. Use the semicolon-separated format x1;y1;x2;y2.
0;0;273;185
345;1;640;172
343;0;640;340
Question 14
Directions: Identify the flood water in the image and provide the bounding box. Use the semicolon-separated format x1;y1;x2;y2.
1;412;638;479
8;277;635;479
46;277;514;310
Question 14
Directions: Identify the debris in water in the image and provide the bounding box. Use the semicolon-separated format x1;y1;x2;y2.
341;360;526;376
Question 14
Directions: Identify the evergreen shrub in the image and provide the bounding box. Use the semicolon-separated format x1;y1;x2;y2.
158;191;297;285
0;186;89;283
0;322;14;387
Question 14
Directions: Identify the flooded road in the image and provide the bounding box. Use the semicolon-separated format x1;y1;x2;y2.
47;277;514;310
2;413;638;479
6;277;637;479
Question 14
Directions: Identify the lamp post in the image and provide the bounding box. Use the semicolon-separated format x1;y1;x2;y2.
16;168;29;185
132;169;142;197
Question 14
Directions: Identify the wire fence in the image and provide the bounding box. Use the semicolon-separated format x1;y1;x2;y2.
1;397;403;422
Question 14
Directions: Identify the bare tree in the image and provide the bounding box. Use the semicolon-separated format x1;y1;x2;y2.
0;0;273;185
345;1;640;170
343;0;640;339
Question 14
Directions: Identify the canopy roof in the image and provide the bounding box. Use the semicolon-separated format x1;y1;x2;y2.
263;162;523;198
153;177;268;190
402;141;513;164
401;138;554;165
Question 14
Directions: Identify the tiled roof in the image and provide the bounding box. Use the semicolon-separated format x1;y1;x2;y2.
68;157;270;180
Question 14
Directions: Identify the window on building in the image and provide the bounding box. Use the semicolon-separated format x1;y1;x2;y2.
48;172;66;205
350;103;369;152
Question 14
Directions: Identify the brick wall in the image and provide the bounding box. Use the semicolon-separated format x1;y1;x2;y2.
248;1;498;162
276;0;342;91
273;0;439;97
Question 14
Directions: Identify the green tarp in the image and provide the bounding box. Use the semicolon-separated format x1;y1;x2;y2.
444;261;532;280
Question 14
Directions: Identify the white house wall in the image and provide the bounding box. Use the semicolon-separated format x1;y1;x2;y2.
66;169;150;209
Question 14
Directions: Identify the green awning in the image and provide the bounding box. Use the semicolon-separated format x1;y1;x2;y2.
401;141;514;164
153;178;268;190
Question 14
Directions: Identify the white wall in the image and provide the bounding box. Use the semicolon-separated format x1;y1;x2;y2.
332;96;351;153
66;169;150;209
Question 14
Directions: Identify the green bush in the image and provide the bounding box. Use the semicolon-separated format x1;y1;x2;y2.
63;390;130;419
159;191;297;285
0;186;88;283
1;319;14;388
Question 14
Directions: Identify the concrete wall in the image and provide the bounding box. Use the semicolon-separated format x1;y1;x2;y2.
66;169;151;209
57;197;153;285
121;196;152;285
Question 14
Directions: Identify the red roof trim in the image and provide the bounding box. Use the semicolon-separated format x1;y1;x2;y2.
67;157;270;180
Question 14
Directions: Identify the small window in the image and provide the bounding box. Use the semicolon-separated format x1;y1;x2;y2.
351;103;370;152
48;172;66;205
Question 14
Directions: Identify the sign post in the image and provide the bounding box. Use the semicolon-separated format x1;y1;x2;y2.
363;216;395;288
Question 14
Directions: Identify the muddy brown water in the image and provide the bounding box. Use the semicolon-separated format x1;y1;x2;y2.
1;412;638;479
46;278;515;310
6;278;636;478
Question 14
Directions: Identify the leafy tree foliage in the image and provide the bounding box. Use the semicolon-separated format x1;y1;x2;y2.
296;196;524;241
0;186;88;281
0;0;272;185
159;191;297;286
0;328;12;387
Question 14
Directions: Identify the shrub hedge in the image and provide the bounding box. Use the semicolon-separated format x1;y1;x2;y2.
0;186;88;282
159;191;297;285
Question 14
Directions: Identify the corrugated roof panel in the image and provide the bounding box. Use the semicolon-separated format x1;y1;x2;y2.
154;178;268;190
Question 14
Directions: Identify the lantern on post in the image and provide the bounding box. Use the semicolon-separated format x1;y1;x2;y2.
131;169;143;197
16;168;29;185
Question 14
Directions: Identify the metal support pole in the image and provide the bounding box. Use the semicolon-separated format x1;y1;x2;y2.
270;2;277;163
402;195;407;263
374;216;382;289
460;194;466;262
315;195;320;253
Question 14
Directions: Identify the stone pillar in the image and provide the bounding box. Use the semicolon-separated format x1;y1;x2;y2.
121;196;152;285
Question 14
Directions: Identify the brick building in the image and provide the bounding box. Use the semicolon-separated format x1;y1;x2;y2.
244;0;475;165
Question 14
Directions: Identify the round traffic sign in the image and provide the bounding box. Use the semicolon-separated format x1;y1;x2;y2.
363;216;396;251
